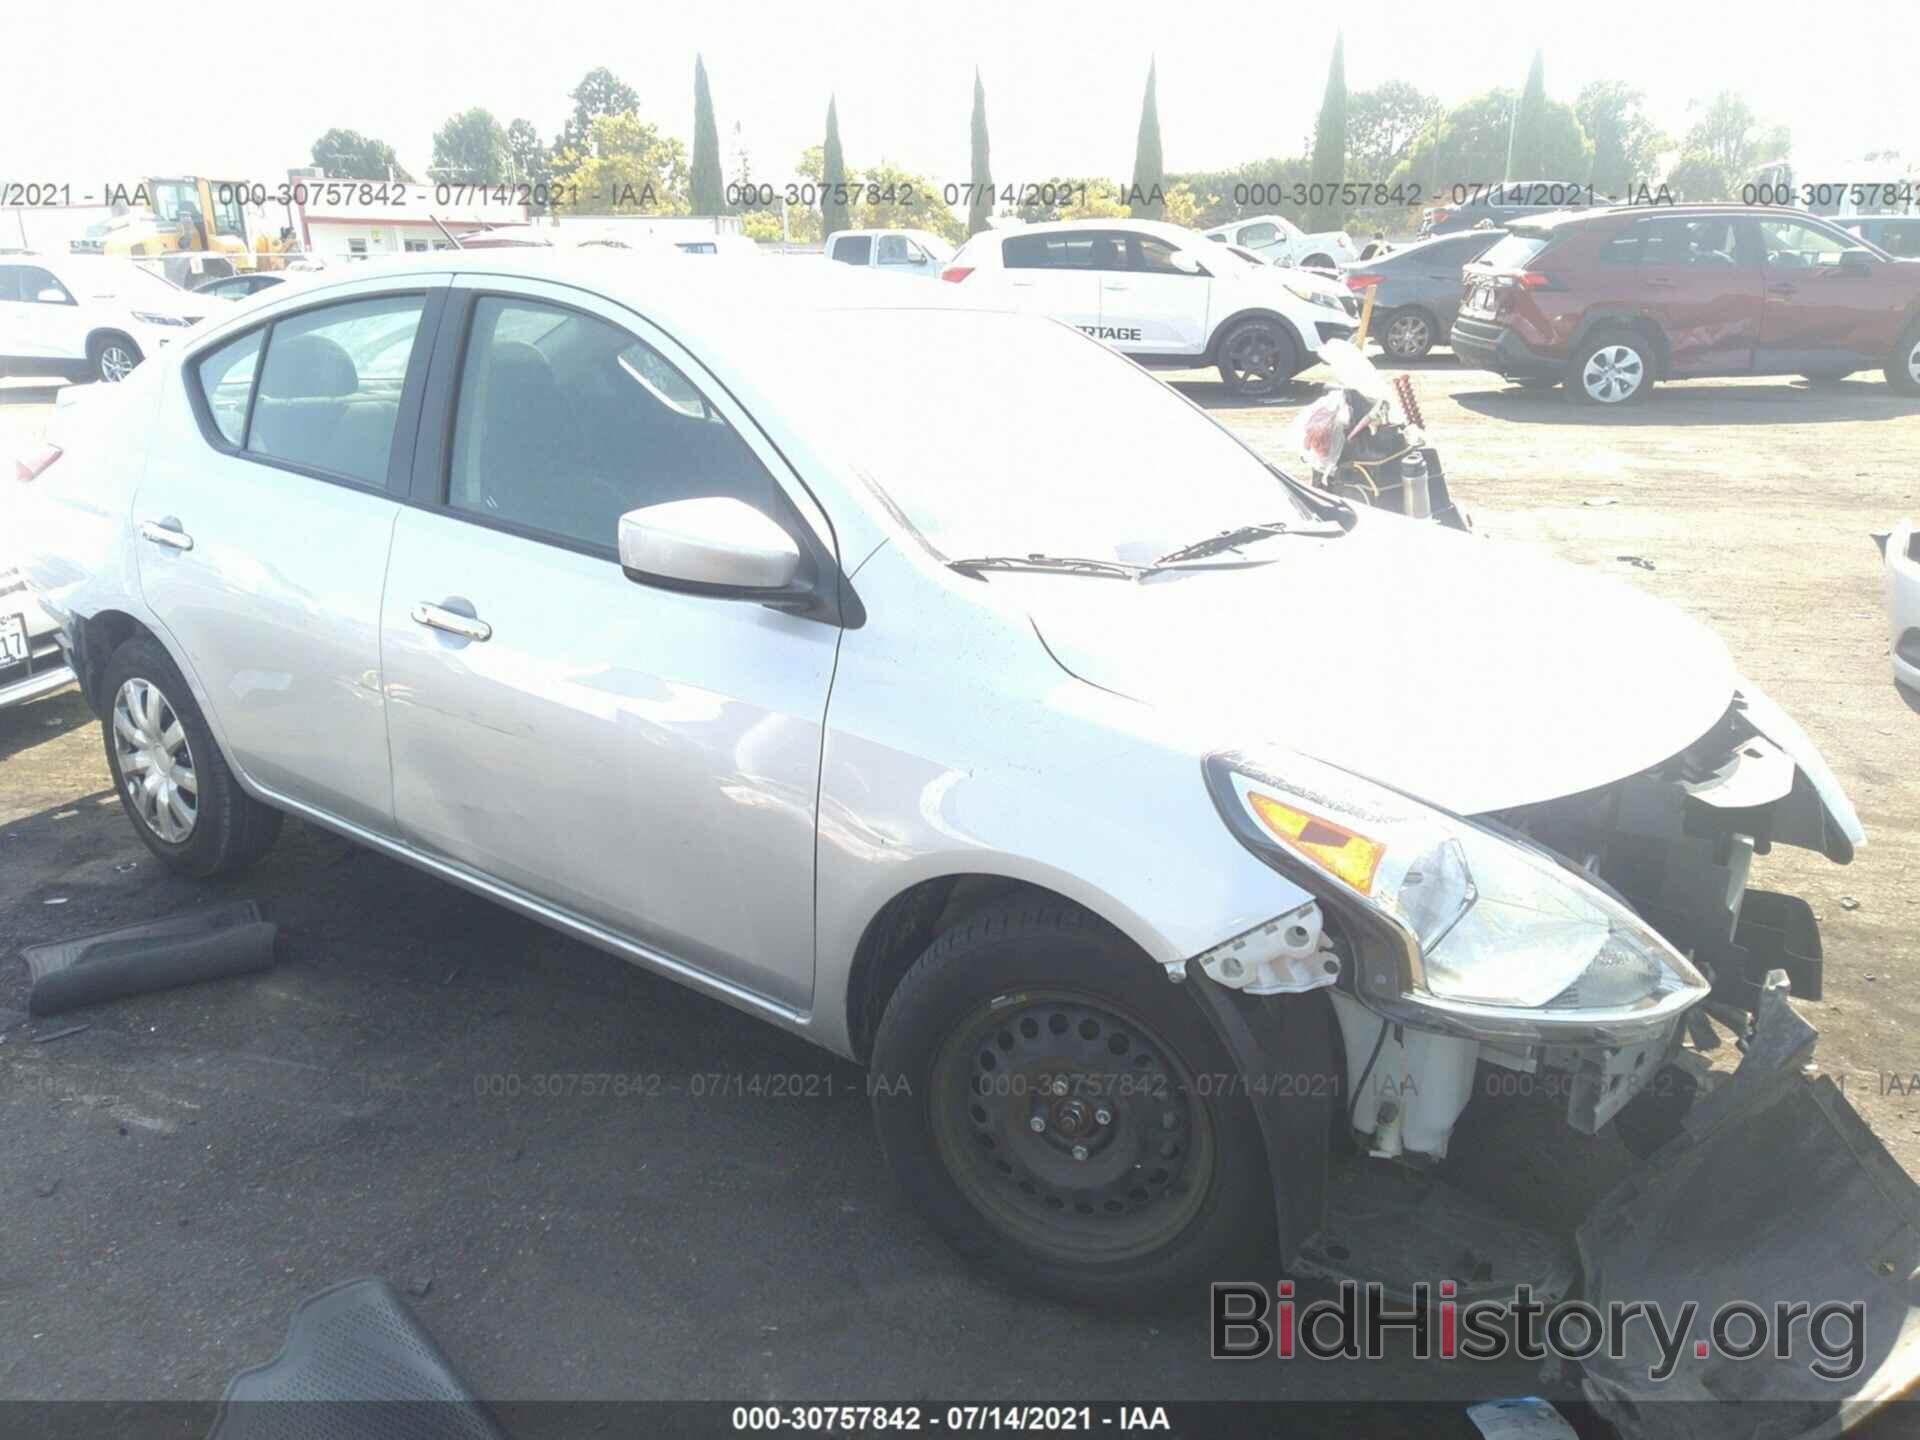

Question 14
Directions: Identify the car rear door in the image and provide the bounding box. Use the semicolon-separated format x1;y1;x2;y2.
1629;216;1762;374
376;277;840;1009
132;277;447;832
997;232;1103;334
1098;233;1208;355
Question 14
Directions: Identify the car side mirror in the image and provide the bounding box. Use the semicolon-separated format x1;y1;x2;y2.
35;287;67;303
1839;249;1873;275
618;496;803;596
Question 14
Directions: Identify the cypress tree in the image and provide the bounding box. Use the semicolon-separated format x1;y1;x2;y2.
822;97;852;238
1308;34;1347;233
1131;61;1164;220
967;69;994;237
1510;50;1547;179
690;56;725;215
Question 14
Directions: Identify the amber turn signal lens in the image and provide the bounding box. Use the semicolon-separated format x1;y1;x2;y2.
1246;791;1386;895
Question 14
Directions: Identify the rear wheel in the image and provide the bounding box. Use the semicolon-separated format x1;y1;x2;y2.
101;636;282;876
89;332;142;384
1215;317;1300;398
1381;310;1436;360
1887;323;1920;397
1568;329;1652;405
870;900;1275;1308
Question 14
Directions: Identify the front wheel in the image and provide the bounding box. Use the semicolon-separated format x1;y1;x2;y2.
101;635;283;876
1887;323;1920;397
870;900;1276;1308
1215;317;1300;398
90;333;142;383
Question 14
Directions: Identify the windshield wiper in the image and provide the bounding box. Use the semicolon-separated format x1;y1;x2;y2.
1149;520;1341;568
947;554;1143;580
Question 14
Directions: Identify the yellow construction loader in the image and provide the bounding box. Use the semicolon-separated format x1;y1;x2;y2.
72;176;288;276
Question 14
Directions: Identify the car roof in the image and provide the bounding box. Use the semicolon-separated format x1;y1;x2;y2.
1004;217;1203;246
1511;203;1866;233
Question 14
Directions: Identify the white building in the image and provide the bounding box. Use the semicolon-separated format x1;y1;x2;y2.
288;171;530;262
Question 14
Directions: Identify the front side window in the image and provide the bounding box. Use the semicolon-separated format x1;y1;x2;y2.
1238;222;1282;250
446;297;776;551
1876;223;1920;258
1134;236;1197;275
245;294;425;485
877;235;928;265
1759;220;1866;268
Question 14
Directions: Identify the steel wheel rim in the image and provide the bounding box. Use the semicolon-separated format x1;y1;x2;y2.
1582;343;1644;402
113;677;198;842
100;346;136;382
931;988;1216;1262
1386;314;1429;356
1226;325;1282;390
1907;339;1920;385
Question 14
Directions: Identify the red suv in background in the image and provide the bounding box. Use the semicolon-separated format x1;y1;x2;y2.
1449;206;1920;404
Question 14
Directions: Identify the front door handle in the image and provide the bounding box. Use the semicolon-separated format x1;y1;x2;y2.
411;601;492;642
138;517;193;551
1645;275;1676;288
1102;281;1131;291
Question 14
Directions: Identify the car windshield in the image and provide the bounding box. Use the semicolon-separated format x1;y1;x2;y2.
773;309;1314;565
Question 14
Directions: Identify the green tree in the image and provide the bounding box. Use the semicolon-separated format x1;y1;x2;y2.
967;69;994;237
821;98;852;237
855;162;964;242
1509;50;1549;177
1575;81;1666;197
1392;88;1590;197
429;108;510;185
1346;82;1442;183
1307;34;1347;231
1171;155;1313;228
505;119;551;208
1131;61;1165;220
310;129;412;182
558;67;640;158
551;112;688;214
1684;91;1787;178
1663;150;1733;202
690;56;725;215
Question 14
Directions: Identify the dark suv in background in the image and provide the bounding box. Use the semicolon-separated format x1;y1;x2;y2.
1449;206;1920;403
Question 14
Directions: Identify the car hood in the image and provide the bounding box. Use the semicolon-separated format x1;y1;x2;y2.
1008;512;1739;815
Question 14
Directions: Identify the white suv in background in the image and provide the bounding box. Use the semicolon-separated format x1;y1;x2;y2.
0;256;209;383
1203;214;1358;270
940;219;1358;395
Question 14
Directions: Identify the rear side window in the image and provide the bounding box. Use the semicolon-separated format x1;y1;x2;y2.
195;329;263;445
1475;233;1552;269
246;294;425;486
1002;232;1127;270
831;235;872;265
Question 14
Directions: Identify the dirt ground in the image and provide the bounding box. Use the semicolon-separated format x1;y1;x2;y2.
3;358;1918;1431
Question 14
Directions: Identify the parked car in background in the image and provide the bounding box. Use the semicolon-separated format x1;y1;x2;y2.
14;251;1874;1327
674;234;762;258
193;271;290;301
1202;214;1357;270
1338;231;1499;359
0;545;74;709
1420;180;1594;237
942;218;1359;395
825;228;954;278
1883;521;1920;692
1450;206;1920;402
0;255;208;382
1843;216;1920;260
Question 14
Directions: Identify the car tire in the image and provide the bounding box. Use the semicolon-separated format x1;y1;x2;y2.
1567;328;1653;405
1215;317;1300;398
89;332;143;384
1887;323;1920;397
100;635;282;877
1381;309;1436;361
870;898;1276;1309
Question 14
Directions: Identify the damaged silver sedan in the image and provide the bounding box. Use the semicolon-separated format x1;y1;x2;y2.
16;253;1916;1433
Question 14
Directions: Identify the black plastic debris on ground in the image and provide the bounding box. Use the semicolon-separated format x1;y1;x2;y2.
23;900;276;1016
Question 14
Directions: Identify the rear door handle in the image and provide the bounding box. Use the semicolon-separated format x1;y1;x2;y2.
411;601;492;642
1102;281;1131;291
138;517;193;551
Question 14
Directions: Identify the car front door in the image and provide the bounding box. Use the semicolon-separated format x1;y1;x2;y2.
133;280;445;832
997;232;1103;335
377;278;840;1009
1631;216;1762;374
1756;218;1897;372
1098;234;1208;355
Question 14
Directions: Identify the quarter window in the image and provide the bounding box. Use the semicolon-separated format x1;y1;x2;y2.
446;297;777;551
1134;236;1196;275
245;294;425;485
196;329;263;445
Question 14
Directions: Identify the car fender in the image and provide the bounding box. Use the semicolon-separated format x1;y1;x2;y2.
811;543;1316;1058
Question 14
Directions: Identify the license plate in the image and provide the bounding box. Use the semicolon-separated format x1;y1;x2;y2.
0;613;27;666
1467;285;1496;317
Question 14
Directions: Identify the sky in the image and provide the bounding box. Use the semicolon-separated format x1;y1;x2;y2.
1;0;1913;197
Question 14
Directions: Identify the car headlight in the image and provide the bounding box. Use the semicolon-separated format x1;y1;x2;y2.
130;311;194;327
1281;281;1346;312
1204;751;1708;1041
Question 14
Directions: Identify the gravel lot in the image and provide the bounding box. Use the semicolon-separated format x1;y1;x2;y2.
4;358;1918;1431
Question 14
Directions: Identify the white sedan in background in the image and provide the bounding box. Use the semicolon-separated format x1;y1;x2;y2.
0;255;209;383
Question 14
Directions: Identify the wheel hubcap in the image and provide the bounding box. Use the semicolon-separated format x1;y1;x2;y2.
1387;315;1429;356
100;346;136;382
1582;344;1644;402
1906;340;1920;385
1227;327;1281;388
934;989;1214;1261
113;677;197;842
